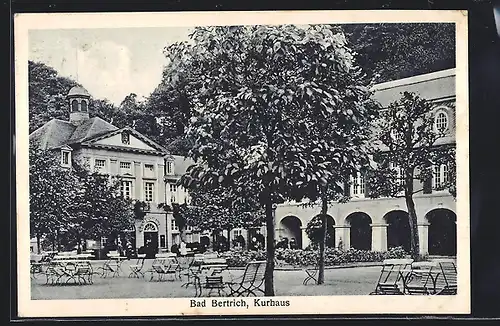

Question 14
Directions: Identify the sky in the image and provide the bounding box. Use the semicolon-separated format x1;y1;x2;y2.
29;27;194;105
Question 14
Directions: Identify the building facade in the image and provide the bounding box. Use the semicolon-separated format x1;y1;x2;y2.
29;86;194;256
274;68;457;256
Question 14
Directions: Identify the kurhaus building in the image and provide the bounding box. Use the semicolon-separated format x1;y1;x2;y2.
29;86;196;255
274;68;457;256
30;68;457;257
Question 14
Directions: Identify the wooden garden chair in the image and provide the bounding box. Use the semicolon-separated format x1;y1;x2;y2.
149;257;179;282
74;261;93;285
369;258;414;295
432;258;457;295
226;260;266;297
404;261;439;295
129;254;146;278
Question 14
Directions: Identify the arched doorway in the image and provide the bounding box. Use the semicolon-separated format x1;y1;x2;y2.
384;210;411;253
426;208;457;256
346;212;372;250
305;215;336;248
143;222;159;258
279;216;303;249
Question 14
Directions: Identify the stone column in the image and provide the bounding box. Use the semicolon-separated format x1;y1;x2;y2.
418;223;430;256
134;161;142;200
370;223;388;252
333;225;350;249
301;227;310;249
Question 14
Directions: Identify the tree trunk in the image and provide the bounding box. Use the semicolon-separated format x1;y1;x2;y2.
405;195;420;261
264;198;275;296
318;191;328;285
226;226;231;250
405;168;420;260
36;234;41;254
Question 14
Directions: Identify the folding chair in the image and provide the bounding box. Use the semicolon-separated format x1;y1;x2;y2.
303;263;319;285
405;261;438;295
74;261;93;285
195;275;226;297
432;259;457;295
226;260;266;297
149;257;179;282
180;255;204;288
129;254;146;278
97;255;121;278
369;258;414;295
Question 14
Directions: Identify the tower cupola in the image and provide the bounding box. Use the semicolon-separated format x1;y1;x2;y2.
68;86;91;125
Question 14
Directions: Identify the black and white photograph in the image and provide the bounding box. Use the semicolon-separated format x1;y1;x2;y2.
15;10;469;317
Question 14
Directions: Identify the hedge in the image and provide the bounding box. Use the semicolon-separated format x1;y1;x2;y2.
220;246;407;267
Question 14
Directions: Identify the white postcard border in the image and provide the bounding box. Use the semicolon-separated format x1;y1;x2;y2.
15;10;470;317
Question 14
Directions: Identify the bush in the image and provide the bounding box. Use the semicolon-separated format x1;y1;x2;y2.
221;246;407;267
220;249;266;267
275;246;407;267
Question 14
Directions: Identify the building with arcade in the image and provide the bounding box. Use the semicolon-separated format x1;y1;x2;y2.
273;68;457;256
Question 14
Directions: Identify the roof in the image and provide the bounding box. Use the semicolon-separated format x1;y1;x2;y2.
29;119;76;150
66;117;118;144
68;86;91;97
371;68;456;108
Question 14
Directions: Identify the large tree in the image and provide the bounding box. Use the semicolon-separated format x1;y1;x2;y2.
168;24;375;295
71;163;135;251
367;91;456;260
29;141;79;252
342;23;455;83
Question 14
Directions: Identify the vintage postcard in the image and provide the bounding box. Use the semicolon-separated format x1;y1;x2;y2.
15;10;469;317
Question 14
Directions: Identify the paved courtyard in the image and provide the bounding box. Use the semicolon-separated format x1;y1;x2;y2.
31;259;382;300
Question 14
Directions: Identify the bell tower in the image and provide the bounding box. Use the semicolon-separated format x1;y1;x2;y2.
68;86;91;125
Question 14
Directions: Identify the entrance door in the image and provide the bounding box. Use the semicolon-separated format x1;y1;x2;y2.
144;231;159;258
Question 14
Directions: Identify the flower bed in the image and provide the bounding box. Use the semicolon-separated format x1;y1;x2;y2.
220;246;407;267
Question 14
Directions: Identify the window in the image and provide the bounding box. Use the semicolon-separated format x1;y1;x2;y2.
171;219;178;231
95;159;106;171
166;160;174;175
81;101;88;112
233;229;242;237
61;151;70;166
186;234;193;243
71;99;79;112
120;180;133;199
120;161;131;170
434;110;449;133
169;183;178;203
144;182;155;202
144;164;155;178
121;132;130;145
433;164;450;190
350;172;365;198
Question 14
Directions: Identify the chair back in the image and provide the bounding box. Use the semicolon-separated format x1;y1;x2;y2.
433;259;457;290
241;260;266;284
378;259;414;284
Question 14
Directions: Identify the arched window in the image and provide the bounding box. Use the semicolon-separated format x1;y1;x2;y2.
71;99;79;112
434;110;449;133
143;222;158;232
80;100;88;112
